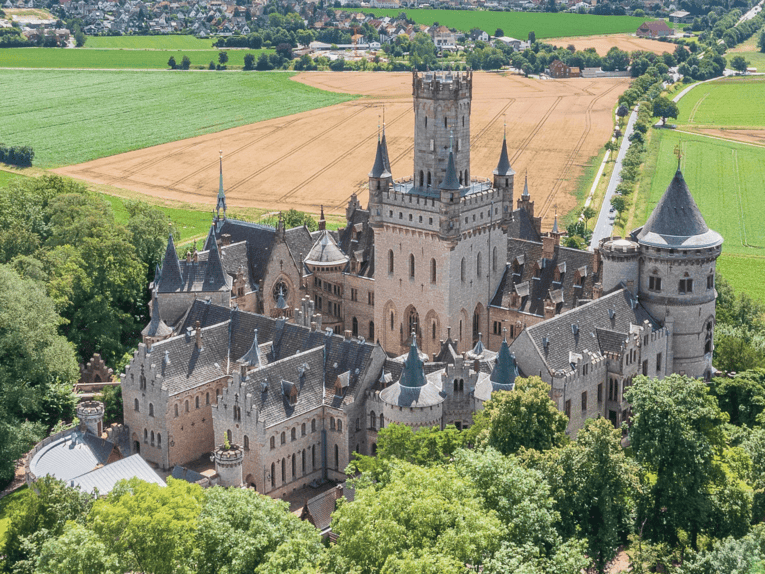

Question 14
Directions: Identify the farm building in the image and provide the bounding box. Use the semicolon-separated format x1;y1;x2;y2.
549;60;581;78
636;20;672;38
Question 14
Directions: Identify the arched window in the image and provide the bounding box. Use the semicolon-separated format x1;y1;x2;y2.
409;254;415;278
271;463;275;487
174;404;178;418
444;116;447;128
425;116;428;128
157;433;161;447
390;311;395;330
151;431;155;446
312;419;316;432
419;171;424;186
281;458;286;482
369;321;375;340
461;258;466;282
352;317;358;337
335;444;339;469
459;379;464;392
291;427;296;441
372;443;377;455
281;432;286;444
462;115;465;127
330;417;336;430
430;259;436;283
356;417;360;430
135;399;140;412
337;419;342;432
427;172;431;186
143;428;148;443
206;392;210;405
388;250;394;274
302;450;306;474
370;410;376;429
454;379;458;392
292;453;296;478
492;247;497;272
195;396;199;409
270;436;275;449
244;435;249;450
301;422;306;436
379;414;385;428
311;445;315;467
477;252;482;278
185;400;189;413
149;403;154;417
432;321;437;340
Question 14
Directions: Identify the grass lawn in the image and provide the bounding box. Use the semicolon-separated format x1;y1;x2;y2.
0;486;28;542
677;76;765;128
365;9;653;39
84;35;216;50
1;69;355;168
0;47;272;69
635;128;765;300
0;170;28;188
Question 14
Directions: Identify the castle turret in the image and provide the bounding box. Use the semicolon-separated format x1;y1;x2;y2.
632;165;722;379
493;130;515;212
77;400;105;437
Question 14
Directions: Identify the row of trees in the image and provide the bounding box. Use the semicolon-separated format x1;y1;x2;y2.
0;145;34;167
0;176;178;486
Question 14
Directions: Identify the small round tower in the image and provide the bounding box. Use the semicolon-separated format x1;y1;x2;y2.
633;167;722;380
213;444;244;488
599;237;640;295
77;400;104;437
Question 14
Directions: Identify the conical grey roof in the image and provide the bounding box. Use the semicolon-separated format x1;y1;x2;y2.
636;168;722;248
203;236;230;291
440;150;461;191
239;329;262;367
276;287;288;310
399;334;426;388
493;136;514;176
305;230;349;265
551;215;559;234
203;224;216;252
490;337;519;387
369;138;391;179
216;153;226;215
141;292;173;338
522;174;530;197
157;234;182;291
381;129;391;174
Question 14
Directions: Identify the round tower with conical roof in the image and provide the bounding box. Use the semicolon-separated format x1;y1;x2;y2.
632;166;722;380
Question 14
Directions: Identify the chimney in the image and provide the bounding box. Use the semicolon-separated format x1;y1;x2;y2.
195;320;203;349
593;282;603;299
186;251;192;263
592;248;601;274
310;321;317;332
544;299;556;319
344;330;352;341
511;292;521;308
542;235;556;260
193;250;199;263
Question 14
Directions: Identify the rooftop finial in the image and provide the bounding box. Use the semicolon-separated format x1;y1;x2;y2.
503;114;507;140
378;114;381;142
449;128;454;152
674;142;683;171
216;147;226;218
502;326;508;343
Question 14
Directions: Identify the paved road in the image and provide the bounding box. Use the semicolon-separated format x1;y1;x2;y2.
589;107;639;250
739;0;764;24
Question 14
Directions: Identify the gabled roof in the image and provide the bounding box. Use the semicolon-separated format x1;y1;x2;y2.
634;168;722;248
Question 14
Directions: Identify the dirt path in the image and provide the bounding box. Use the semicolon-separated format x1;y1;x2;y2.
54;71;628;226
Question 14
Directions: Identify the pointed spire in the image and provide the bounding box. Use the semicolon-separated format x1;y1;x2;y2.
551;214;559;235
522;173;530;197
157;234;182;291
141;291;172;338
369;138;391;179
399;331;426;388
216;149;226;218
318;205;326;231
471;332;485;356
490;332;519;387
203;233;228;290
440;148;461;191
240;329;262;367
276;286;288;310
203;223;216;252
493;132;514;176
381;123;391;175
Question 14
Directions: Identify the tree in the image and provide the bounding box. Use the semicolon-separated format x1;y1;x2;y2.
181;55;191;70
243;52;255;70
168;56;177;69
603;47;630;71
218;51;228;67
409;32;437;70
730;54;750;73
89;478;203;574
123;199;179;280
327;462;503;573
469;376;569;455
96;384;123;425
74;30;86;47
528;30;536;43
759;28;765;53
275;42;293;60
36;523;120;574
711;369;765;427
610;195;628;215
2;476;93;571
581;206;597;227
494;27;504;37
626;375;728;548
525;418;640;573
194;486;323;574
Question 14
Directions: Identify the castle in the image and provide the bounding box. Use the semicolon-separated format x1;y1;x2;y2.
122;70;722;496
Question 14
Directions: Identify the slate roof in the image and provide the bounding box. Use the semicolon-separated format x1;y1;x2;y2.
156;234;183;291
489;337;519;386
284;226;315;270
369;138;391;179
30;430;114;483
491;239;599;316
336;208;374;278
507;208;541;243
142;292;173;338
514;289;661;375
171;464;207;484
301;486;343;533
493;136;514;176
306;231;349;265
213;219;277;286
380;336;445;407
439;149;461;191
634;168;722;248
72;454;165;494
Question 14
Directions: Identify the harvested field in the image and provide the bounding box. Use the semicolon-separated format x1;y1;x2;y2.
56;71;629;227
545;33;671;56
692;128;765;147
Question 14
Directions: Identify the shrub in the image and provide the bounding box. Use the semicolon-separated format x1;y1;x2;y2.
0;145;35;167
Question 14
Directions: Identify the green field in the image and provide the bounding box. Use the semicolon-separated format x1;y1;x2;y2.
84;35;215;50
2;69;354;167
0;47;271;69
678;76;765;128
365;8;652;39
0;170;28;188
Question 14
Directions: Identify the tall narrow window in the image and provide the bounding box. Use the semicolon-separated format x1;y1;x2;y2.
135;399;140;412
388;250;394;274
476;252;482;278
419;171;424;186
369;321;374;340
430;259;436;283
409;254;415;278
335;444;339;469
149;403;154;417
461;258;465;282
352;317;358;337
390;311;394;330
271;463;275;487
427;172;431;186
492;247;497;272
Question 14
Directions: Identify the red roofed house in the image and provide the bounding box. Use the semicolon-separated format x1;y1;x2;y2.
636;20;672;38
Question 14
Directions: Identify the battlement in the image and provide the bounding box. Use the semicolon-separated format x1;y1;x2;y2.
413;70;472;100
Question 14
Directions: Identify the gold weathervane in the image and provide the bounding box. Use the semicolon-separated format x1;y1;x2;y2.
674;143;683;168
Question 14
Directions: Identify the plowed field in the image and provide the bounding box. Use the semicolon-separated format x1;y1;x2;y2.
55;71;629;227
545;33;671;56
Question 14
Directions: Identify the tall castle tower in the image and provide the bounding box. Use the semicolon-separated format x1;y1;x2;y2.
369;70;514;358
